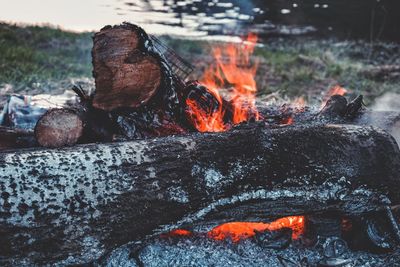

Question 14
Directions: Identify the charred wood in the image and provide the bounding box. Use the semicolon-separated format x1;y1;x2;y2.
318;95;349;118
0;127;37;150
0;124;399;264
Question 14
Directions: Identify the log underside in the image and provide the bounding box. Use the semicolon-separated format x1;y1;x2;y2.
0;123;400;265
0;127;36;150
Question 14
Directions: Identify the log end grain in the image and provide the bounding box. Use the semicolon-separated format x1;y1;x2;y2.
34;109;84;148
92;23;162;111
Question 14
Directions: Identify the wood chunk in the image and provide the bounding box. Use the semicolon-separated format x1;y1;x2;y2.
319;94;348;118
92;23;162;111
34;109;84;148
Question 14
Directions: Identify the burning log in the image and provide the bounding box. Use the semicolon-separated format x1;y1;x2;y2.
92;23;163;111
0;124;399;265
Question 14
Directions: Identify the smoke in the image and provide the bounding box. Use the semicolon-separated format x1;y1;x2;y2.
371;92;400;112
371;92;400;146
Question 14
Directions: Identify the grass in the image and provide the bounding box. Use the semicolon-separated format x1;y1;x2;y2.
0;23;92;91
164;36;400;105
0;23;399;105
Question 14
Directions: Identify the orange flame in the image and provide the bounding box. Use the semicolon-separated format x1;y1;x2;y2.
281;116;294;125
292;96;306;108
321;85;348;108
207;216;305;242
326;85;348;97
186;34;260;132
185;86;227;132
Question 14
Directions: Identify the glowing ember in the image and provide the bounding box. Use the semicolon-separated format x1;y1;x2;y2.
186;34;260;132
281;116;294;125
166;229;192;237
207;216;305;242
341;218;353;232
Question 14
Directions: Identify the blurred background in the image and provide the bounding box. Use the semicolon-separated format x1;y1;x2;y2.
0;0;399;107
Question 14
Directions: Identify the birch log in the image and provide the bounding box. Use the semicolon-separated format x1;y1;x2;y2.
0;124;399;265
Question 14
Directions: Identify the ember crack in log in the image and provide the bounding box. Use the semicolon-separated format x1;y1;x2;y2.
0;124;399;265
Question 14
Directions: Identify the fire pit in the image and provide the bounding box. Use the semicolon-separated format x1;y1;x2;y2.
0;23;400;266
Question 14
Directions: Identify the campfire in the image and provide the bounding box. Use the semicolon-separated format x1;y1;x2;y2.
186;33;260;133
1;23;400;266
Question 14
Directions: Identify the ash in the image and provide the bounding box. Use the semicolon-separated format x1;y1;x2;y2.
101;236;400;267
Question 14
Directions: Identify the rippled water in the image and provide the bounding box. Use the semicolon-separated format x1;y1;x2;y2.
0;0;399;40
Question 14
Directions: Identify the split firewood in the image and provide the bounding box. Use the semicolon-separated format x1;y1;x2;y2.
92;23;164;111
90;23;189;141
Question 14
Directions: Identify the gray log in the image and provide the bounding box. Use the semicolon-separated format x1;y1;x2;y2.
0;123;399;265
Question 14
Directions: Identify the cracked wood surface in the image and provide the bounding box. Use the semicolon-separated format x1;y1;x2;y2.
0;124;399;265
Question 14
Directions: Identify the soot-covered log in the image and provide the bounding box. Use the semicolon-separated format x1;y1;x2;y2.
1;124;400;265
0;127;36;150
92;23;163;111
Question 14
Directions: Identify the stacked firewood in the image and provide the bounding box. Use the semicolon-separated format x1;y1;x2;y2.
33;23;258;148
34;23;190;148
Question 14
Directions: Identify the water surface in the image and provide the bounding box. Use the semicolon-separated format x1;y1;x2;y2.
0;0;398;40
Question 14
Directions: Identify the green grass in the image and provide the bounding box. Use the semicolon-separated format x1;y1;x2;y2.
162;35;400;104
0;23;92;90
0;23;398;105
257;38;400;104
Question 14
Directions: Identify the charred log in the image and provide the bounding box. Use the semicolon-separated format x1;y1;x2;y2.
0;127;37;150
0;124;400;264
318;95;348;118
182;81;234;130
